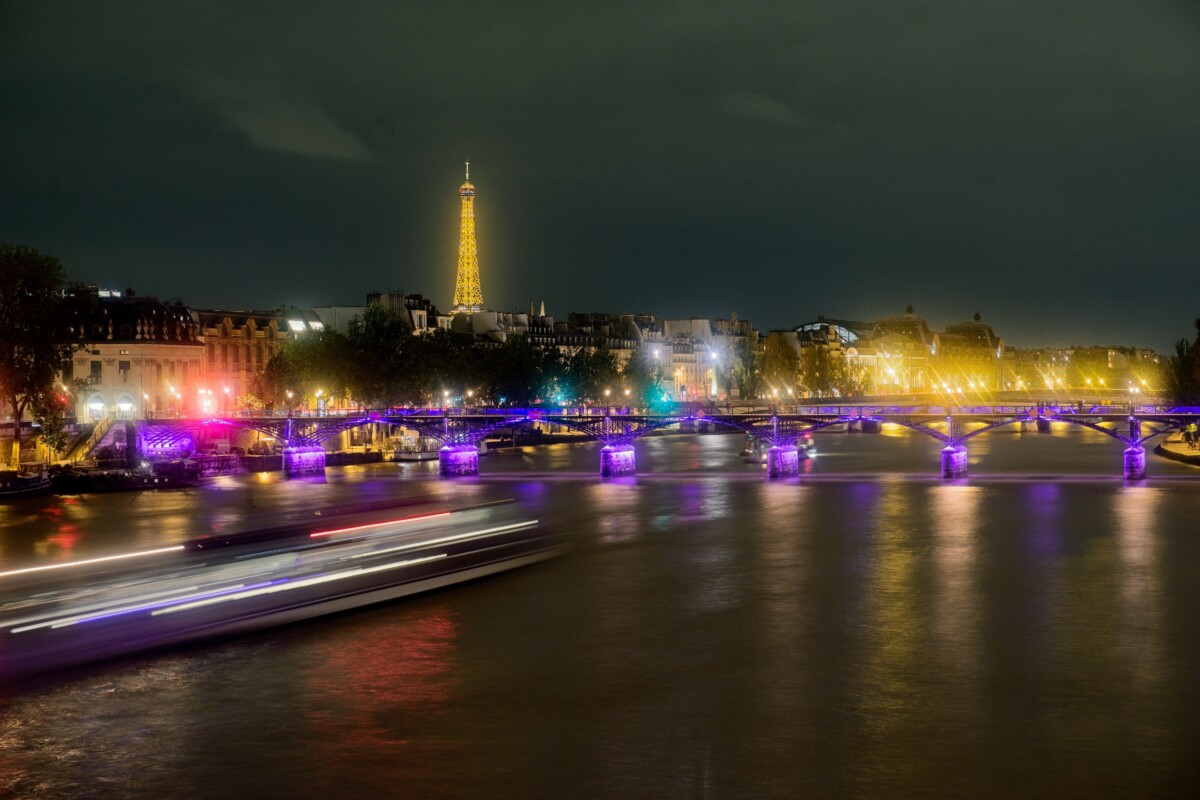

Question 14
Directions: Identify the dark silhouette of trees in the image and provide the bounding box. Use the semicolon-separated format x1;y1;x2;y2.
561;345;620;404
0;244;88;466
620;345;665;407
1167;318;1200;406
485;335;562;406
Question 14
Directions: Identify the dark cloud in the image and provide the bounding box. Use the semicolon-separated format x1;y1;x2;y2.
1;0;1198;348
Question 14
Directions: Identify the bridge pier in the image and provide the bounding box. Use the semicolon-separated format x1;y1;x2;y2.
860;419;882;434
600;444;636;477
1036;418;1052;434
941;445;968;479
766;445;800;478
283;445;326;477
439;444;480;476
1123;445;1146;480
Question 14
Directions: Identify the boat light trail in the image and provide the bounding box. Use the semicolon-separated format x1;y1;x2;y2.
10;582;274;633
344;521;538;561
152;554;447;616
309;511;451;538
0;546;185;579
5;584;206;631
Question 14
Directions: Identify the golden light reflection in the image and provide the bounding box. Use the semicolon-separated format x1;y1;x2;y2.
856;480;921;735
585;481;640;545
929;485;982;687
1112;487;1164;690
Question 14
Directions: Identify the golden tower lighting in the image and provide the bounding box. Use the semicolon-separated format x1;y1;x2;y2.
451;161;484;314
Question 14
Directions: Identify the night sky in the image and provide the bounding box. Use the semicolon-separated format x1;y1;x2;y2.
2;1;1198;350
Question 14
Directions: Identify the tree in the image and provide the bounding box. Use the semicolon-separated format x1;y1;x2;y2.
561;345;619;403
248;330;354;409
485;335;561;406
725;336;760;401
345;303;413;407
29;377;89;457
1167;318;1200;406
758;334;799;395
621;346;665;408
799;347;870;398
0;244;87;466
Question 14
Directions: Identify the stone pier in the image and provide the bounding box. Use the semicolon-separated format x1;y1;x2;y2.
941;445;968;479
766;445;800;478
1036;418;1052;434
1123;445;1146;480
860;419;882;434
282;445;326;476
600;444;636;477
439;444;480;476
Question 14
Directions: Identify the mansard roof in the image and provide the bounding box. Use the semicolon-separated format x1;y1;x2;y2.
83;296;202;344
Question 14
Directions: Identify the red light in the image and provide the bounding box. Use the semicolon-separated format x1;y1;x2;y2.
310;511;451;538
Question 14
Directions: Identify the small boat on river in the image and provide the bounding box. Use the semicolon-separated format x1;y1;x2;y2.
0;468;53;499
50;459;200;494
740;435;816;464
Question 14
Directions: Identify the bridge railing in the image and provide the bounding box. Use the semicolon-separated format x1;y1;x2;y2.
153;404;1200;423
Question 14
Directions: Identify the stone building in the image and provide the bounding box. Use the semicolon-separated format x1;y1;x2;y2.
68;290;204;420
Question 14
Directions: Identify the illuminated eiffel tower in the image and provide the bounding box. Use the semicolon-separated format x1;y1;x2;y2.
451;161;484;314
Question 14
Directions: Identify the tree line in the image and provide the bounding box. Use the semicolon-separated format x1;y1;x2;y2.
247;303;671;409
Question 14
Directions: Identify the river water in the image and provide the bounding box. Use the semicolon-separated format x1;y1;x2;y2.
2;427;1199;798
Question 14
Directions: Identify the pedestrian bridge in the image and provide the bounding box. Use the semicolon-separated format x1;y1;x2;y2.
133;404;1200;480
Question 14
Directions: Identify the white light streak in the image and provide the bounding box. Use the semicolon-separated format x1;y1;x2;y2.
152;554;447;617
0;546;185;579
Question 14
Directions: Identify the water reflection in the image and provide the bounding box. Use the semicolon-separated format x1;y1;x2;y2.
584;481;641;545
1112;487;1165;703
929;484;983;723
302;606;460;754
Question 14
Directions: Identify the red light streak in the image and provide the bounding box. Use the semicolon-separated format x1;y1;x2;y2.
309;511;451;539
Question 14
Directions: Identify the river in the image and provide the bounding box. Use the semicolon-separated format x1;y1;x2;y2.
2;426;1199;798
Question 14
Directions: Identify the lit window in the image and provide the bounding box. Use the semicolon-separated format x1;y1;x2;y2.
309;321;324;331
288;320;307;332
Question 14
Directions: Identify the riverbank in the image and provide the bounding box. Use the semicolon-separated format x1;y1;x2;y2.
1155;434;1200;467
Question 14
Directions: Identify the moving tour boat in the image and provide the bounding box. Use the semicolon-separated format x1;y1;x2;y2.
0;499;565;681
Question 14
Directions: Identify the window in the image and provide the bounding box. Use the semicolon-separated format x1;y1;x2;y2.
90;361;102;381
119;349;130;355
118;360;130;374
